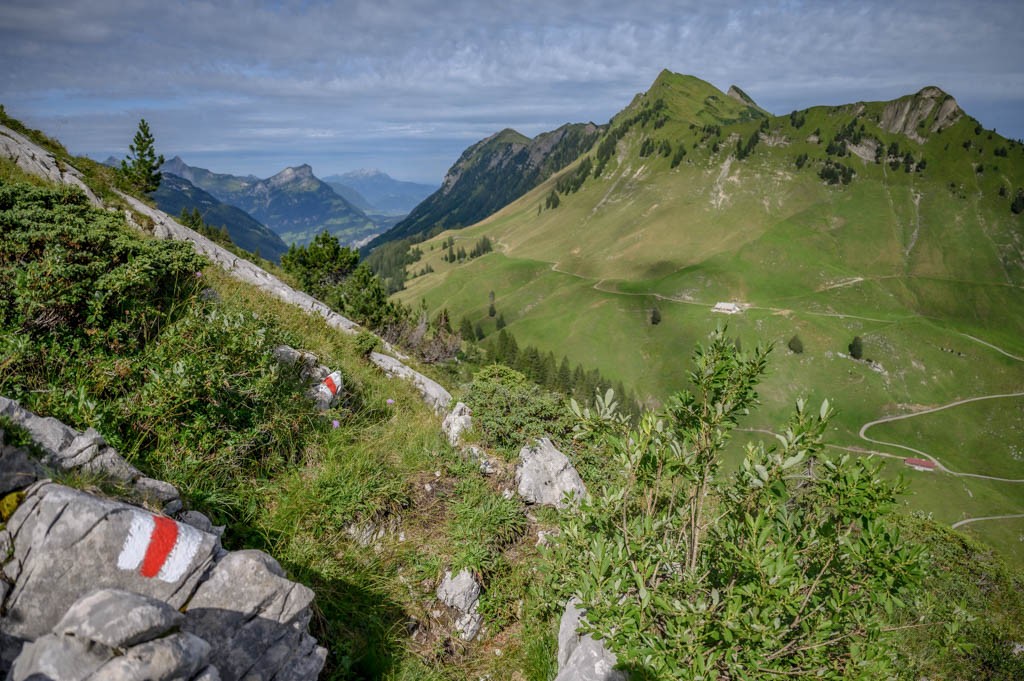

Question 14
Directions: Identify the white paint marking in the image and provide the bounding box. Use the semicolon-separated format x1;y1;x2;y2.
117;513;154;571
157;521;202;583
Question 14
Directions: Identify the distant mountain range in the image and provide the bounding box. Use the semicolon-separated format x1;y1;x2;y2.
322;169;435;216
151;174;289;261
161;158;378;247
365;123;604;250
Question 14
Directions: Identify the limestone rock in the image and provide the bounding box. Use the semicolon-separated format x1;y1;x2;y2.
369;352;452;413
10;588;213;681
0;125;101;206
436;568;481;614
463;445;496;476
182;550;326;680
53;588;184;648
0;481;220;659
0;396;183;513
555;598;625;681
516;438;587;509
273;345;344;410
454;611;484;642
442;402;473;446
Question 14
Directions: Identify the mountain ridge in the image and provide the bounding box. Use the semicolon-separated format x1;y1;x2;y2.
366;122;603;250
161;157;378;247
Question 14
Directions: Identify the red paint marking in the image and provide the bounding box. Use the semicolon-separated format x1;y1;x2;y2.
324;375;338;395
140;516;179;578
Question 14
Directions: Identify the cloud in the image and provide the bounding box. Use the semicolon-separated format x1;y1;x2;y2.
2;0;1021;182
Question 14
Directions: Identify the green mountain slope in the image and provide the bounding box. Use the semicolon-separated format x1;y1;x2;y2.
367;123;604;250
162;157;378;247
394;70;1024;566
152;173;289;261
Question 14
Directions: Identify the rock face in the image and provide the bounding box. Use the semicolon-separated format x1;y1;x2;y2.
369;351;452;413
0;125;101;206
441;402;473;446
880;87;963;143
555;598;625;681
10;589;217;681
516;438;588;509
183;551;324;681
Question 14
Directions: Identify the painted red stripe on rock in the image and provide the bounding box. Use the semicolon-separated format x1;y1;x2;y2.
140;516;179;578
324;375;338;395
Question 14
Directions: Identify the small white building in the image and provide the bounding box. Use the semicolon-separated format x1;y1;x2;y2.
712;302;742;314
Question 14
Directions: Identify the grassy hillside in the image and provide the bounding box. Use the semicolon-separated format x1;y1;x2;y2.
394;71;1024;567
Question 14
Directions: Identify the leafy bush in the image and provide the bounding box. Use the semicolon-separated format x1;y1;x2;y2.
464;365;571;456
545;330;935;679
787;334;804;353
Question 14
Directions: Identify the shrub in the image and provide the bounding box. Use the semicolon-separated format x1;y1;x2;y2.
464;365;571;456
546;330;934;679
787;334;804;353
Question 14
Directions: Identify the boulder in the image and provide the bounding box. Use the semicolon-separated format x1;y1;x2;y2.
0;481;220;659
182;550;326;680
442;402;473;446
436;568;481;614
273;345;343;410
555;598;625;681
9;588;216;681
516;438;587;509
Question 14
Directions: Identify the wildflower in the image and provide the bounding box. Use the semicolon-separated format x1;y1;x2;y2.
194;271;202;278
331;419;340;429
386;398;395;405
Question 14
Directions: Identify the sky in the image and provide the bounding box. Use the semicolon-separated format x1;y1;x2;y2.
2;0;1022;185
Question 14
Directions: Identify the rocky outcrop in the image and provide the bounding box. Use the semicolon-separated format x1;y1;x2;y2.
441;402;473;446
516;439;588;509
880;87;963;143
273;345;344;411
0;405;325;679
10;589;217;681
0;125;101;206
436;569;483;642
555;598;625;681
0;395;182;514
370;351;452;413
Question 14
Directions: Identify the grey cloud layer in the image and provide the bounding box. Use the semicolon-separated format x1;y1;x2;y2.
2;0;1021;182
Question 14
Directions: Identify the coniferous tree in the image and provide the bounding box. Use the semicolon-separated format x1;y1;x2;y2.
460;317;475;342
848;335;864;360
488;302;497;318
120;119;165;193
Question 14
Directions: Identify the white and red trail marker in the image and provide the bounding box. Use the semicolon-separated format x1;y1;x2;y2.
117;513;202;582
315;370;343;404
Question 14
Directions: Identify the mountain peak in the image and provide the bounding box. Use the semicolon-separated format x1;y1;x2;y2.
268;164;315;185
880;86;962;142
341;168;388;180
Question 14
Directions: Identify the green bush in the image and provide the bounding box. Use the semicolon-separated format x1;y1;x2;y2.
464;364;572;456
546;330;936;679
